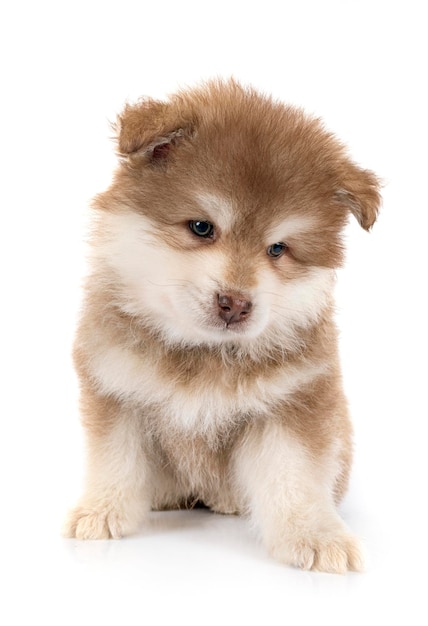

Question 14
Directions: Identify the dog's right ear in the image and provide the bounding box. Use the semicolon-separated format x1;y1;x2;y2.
115;98;196;164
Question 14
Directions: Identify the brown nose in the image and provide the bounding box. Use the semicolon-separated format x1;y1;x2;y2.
217;293;252;325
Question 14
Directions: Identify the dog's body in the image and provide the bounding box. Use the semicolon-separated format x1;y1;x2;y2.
65;81;380;573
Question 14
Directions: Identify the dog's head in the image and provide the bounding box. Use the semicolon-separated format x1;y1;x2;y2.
93;80;381;350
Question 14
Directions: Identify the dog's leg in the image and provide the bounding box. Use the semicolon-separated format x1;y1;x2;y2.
233;422;364;574
63;389;150;540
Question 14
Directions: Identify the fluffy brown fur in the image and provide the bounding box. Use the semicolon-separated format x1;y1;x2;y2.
64;80;381;573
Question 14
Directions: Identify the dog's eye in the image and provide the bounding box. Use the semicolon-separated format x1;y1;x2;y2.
189;220;214;238
267;242;287;258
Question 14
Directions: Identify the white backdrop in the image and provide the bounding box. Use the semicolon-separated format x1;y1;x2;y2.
1;1;427;624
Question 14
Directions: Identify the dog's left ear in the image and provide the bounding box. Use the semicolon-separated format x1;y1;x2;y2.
115;97;197;163
335;164;382;230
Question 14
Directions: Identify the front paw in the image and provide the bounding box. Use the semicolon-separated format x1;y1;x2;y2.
63;505;132;540
269;528;364;574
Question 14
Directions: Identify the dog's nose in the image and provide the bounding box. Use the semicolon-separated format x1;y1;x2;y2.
217;293;252;325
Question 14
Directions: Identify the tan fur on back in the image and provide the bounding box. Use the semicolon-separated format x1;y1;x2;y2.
64;80;381;574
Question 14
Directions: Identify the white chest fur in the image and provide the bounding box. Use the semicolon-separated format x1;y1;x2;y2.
88;340;327;438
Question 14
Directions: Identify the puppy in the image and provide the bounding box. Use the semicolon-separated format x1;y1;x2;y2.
64;80;380;573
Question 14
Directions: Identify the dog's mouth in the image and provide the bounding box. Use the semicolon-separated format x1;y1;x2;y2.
216;318;251;333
